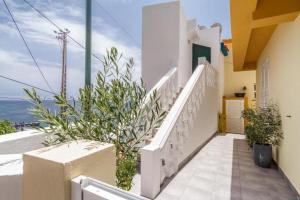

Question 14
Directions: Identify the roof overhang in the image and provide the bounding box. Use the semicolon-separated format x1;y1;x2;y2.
230;0;300;71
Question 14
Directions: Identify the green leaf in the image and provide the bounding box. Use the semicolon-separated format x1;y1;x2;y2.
24;47;168;191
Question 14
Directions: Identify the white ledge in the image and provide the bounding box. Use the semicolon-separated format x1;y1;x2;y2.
0;129;43;144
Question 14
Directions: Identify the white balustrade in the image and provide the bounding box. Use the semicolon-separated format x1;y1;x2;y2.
141;61;218;199
145;67;178;112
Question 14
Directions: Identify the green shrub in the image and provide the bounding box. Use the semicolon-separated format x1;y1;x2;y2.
116;154;137;191
24;47;166;190
242;103;283;146
0;120;16;135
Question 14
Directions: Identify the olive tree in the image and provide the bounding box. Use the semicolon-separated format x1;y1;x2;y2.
25;47;166;190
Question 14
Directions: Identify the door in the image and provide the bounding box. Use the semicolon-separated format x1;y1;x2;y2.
192;44;211;72
226;100;244;134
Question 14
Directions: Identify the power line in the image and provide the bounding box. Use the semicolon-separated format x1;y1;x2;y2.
94;0;140;47
0;74;55;95
22;0;103;62
2;0;55;93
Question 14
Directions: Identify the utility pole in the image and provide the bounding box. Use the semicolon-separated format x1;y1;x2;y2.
85;0;92;86
56;29;70;101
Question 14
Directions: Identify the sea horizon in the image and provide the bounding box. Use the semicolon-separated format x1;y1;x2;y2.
0;100;58;123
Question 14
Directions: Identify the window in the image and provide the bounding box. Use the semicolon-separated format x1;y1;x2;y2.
260;59;269;107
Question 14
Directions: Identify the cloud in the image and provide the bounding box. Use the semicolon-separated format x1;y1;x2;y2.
4;0;141;56
0;49;84;97
0;0;141;98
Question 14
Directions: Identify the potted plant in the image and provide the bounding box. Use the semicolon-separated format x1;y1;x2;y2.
235;86;247;97
242;103;283;168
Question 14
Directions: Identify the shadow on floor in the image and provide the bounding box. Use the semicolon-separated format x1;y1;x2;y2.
154;134;297;200
231;138;297;200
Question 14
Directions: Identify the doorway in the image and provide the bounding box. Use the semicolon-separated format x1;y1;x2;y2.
223;97;248;134
192;44;211;72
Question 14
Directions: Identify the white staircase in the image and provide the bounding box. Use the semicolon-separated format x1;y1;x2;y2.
71;67;181;200
145;88;182;145
142;67;180;144
70;60;219;200
141;60;218;199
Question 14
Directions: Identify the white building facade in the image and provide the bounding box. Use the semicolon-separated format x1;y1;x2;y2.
142;1;224;97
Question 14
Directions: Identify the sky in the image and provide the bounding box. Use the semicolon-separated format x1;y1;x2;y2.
0;0;230;99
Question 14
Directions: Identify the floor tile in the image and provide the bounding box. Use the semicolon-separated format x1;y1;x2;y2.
154;134;297;200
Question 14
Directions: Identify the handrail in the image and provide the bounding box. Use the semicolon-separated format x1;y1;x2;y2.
141;60;218;198
144;67;178;110
154;60;217;148
151;64;205;148
147;67;177;97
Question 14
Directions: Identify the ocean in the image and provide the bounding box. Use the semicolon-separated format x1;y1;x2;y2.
0;100;59;123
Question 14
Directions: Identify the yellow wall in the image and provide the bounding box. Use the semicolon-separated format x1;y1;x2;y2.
224;44;256;108
256;15;300;194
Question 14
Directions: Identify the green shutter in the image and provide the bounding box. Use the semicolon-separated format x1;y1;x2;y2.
192;44;211;72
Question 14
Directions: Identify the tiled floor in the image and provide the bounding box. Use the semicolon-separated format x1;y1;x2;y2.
155;134;298;200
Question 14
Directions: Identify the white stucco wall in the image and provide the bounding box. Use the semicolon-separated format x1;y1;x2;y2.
142;1;180;91
0;130;45;154
0;131;46;200
178;18;223;88
178;6;192;88
197;27;222;70
180;78;219;161
182;21;224;88
218;53;225;111
0;154;23;200
142;1;224;92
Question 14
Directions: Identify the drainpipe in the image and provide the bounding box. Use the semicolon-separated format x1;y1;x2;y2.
85;0;92;86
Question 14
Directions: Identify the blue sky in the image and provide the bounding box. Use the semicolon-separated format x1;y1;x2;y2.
0;0;230;98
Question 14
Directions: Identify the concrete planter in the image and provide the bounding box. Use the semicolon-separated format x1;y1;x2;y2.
253;143;272;168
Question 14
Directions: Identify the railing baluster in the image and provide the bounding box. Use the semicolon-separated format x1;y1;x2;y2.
141;60;218;199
